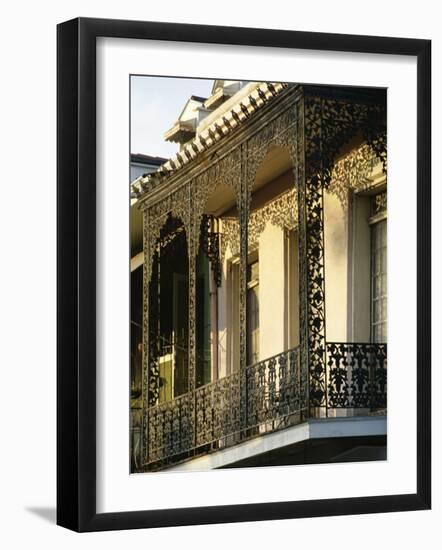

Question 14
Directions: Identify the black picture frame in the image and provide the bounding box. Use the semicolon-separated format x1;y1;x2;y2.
57;17;431;532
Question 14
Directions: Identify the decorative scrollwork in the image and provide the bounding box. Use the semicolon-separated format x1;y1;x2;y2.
363;105;387;174
199;215;222;287
246;107;297;191
194;148;242;224
195;372;241;447
220;217;240;259
143;182;191;285
303;96;387;408
147;393;191;465
328;142;385;211
220;188;298;260
146;346;304;467
187;184;197;449
142;209;151;462
295;98;309;414
326;342;387;409
144;341;386;469
304;172;326;407
246;347;302;429
239;146;248;428
248;188;298;251
305;97;386;187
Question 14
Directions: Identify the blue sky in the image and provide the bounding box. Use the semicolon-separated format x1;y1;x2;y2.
130;75;213;159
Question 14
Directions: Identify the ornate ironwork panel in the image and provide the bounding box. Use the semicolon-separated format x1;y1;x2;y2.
303;98;327;407
147;248;160;406
326;342;387;409
220;187;298;260
239;144;248;429
194;147;242;226
187;182;198;448
246;347;302;430
306;97;386;189
245;106;297;194
328;142;386;212
363;105;387;173
304;174;326;408
195;372;241;447
144;340;386;469
147;393;192;464
145;347;304;467
142;209;151;463
302;95;387;408
295;97;309;414
199;214;222;287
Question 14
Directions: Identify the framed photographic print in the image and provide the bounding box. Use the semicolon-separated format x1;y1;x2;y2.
57;17;431;532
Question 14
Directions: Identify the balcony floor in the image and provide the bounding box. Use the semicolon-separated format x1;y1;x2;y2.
166;415;387;471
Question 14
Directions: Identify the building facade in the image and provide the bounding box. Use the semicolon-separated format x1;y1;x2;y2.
130;81;387;472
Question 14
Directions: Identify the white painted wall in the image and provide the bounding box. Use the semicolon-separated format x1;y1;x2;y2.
351;194;372;342
259;223;286;359
216;218;299;374
324;190;349;342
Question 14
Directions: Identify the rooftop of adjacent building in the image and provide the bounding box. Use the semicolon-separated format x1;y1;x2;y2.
130;153;168;166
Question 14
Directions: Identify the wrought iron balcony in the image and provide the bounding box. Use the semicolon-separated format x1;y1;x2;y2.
326;342;387;409
142;342;387;470
145;347;304;468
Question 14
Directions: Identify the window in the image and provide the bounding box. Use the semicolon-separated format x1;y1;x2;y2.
247;260;260;365
228;256;260;370
228;260;240;373
370;192;387;343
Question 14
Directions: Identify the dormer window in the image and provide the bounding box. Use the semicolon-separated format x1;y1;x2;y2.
164;120;196;144
164;95;207;148
204;81;246;110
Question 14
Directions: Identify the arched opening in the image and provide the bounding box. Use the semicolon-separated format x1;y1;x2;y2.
149;214;189;403
248;145;299;364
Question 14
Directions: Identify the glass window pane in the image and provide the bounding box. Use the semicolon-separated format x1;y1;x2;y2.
247;282;259;365
371;216;387;343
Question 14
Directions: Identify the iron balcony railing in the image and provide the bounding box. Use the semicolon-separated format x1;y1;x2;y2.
326;342;387;409
146;347;304;467
143;342;387;469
